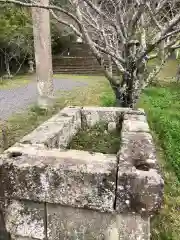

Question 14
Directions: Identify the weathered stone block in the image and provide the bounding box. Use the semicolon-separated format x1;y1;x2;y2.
131;169;164;213
123;113;147;122
120;132;158;170
12;237;36;240
114;213;150;240
81;107;144;127
116;128;164;214
5;200;45;240
0;106;163;240
20;107;81;149
1;146;117;212
81;107;122;127
47;204;150;240
116;167;164;214
122;119;150;132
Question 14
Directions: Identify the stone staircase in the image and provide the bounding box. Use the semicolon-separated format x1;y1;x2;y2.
53;56;104;75
53;42;117;75
53;56;118;75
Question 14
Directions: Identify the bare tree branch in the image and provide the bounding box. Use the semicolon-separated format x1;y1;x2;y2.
1;0;180;107
146;3;162;30
0;0;80;25
50;10;82;38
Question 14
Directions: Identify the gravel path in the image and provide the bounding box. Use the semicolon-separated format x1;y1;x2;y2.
0;78;87;120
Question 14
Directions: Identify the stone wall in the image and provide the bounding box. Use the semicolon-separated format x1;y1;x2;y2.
0;107;164;240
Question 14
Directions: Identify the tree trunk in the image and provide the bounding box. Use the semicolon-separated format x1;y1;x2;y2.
113;86;134;108
176;65;180;82
111;81;134;108
111;66;142;108
4;55;11;78
32;0;54;108
111;48;138;108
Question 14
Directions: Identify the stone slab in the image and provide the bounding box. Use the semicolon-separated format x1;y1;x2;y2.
12;237;36;240
50;106;81;121
5;200;45;240
1;146;117;212
120;132;158;170
47;204;150;240
116;128;164;214
81;107;145;127
122;120;150;132
123;113;147;122
116;166;164;214
20;107;81;149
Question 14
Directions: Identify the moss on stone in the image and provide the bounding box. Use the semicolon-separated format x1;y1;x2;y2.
68;122;121;154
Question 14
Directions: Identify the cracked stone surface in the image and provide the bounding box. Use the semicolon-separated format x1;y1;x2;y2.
5;200;45;240
0;106;163;240
47;204;150;240
1;146;117;212
20;107;81;149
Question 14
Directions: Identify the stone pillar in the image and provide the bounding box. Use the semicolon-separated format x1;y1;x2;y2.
32;0;54;108
28;59;34;74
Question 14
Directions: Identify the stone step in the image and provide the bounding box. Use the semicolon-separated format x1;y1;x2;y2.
53;64;100;67
53;63;116;67
5;200;150;240
52;56;116;75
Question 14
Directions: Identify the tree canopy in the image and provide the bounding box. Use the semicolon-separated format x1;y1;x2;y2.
0;5;33;54
2;0;180;107
0;3;76;76
0;4;33;75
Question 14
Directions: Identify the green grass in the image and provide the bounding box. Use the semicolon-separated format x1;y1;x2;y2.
157;59;178;82
100;80;180;240
139;83;180;179
100;91;116;107
148;58;178;81
0;75;32;89
139;84;180;240
0;75;108;150
68;122;121;154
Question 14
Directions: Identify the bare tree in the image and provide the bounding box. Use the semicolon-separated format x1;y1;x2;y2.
0;42;30;78
1;0;180;107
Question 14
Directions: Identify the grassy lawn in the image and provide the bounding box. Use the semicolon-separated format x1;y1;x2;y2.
149;58;178;83
139;84;180;240
0;74;32;90
0;75;108;150
0;61;180;239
